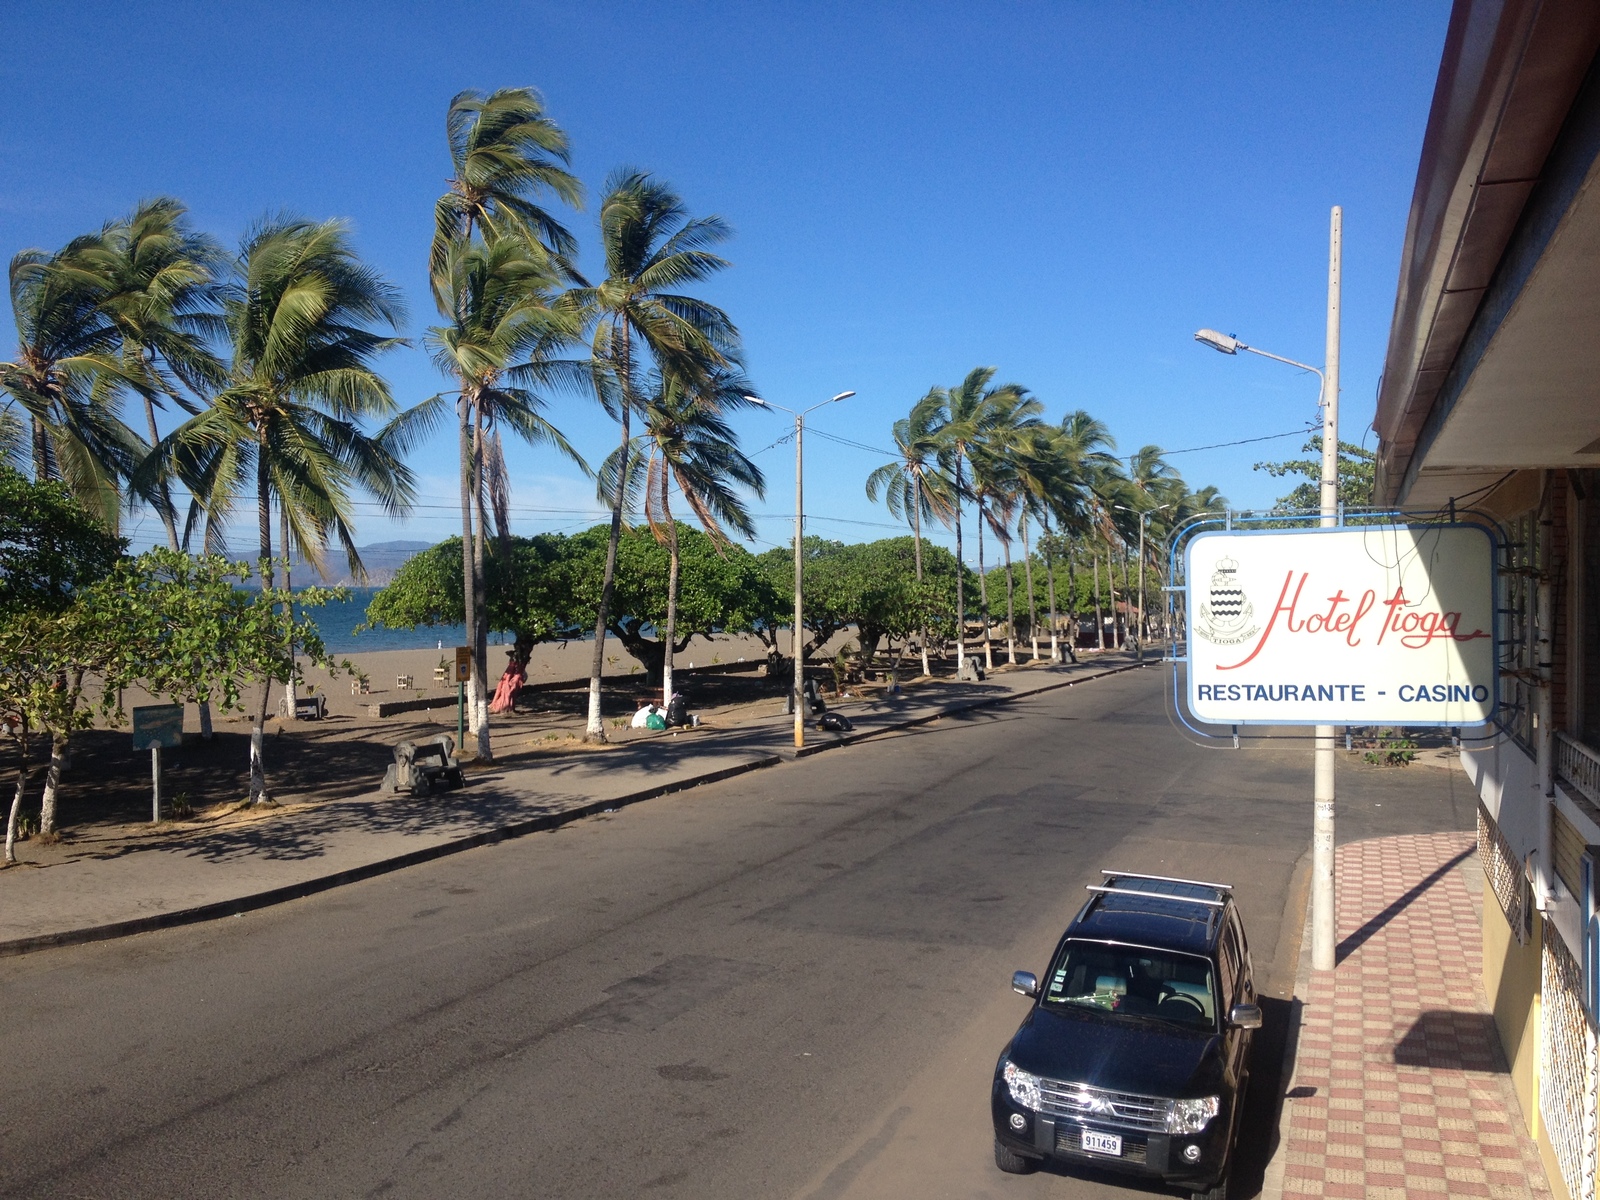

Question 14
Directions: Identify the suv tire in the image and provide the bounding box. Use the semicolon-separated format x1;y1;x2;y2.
993;1139;1035;1174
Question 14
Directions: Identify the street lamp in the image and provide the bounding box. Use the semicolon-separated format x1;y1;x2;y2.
1194;206;1342;972
746;390;856;749
1115;503;1173;660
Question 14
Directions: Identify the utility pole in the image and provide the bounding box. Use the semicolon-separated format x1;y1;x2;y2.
793;409;805;750
1311;205;1342;972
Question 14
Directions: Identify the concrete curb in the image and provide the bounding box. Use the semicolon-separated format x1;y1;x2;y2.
1;657;1149;957
1260;849;1314;1200
0;754;780;958
793;659;1151;758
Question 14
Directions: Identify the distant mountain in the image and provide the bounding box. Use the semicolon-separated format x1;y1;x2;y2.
287;540;433;587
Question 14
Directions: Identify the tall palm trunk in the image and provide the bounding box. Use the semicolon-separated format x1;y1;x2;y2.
280;505;300;719
586;327;633;741
913;475;929;677
471;402;491;759
1044;533;1061;663
1064;548;1079;663
1021;518;1039;661
662;496;680;707
1093;553;1105;650
1122;544;1134;648
457;392;488;758
1001;532;1017;665
250;442;273;805
953;451;965;672
31;416;54;481
977;502;993;671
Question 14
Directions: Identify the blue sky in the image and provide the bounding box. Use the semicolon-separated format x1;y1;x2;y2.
0;1;1450;560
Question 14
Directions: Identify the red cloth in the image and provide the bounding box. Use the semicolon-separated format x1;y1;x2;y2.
489;663;524;713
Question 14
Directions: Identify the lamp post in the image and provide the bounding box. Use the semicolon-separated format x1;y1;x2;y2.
1116;503;1172;660
748;390;856;749
1194;205;1342;972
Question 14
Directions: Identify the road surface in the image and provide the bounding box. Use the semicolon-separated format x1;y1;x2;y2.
0;667;1477;1199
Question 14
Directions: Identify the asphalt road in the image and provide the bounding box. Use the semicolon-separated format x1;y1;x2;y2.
0;667;1478;1200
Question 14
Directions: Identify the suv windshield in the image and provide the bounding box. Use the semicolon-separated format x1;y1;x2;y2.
1041;940;1217;1030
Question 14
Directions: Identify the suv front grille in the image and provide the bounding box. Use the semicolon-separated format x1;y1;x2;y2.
1056;1123;1149;1163
1037;1079;1169;1132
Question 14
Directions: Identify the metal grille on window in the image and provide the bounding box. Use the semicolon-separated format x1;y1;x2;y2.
1503;513;1538;750
1480;806;1528;943
1540;929;1599;1200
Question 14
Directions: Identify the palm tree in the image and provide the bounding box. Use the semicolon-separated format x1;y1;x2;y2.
865;388;952;676
430;87;583;305
164;216;413;802
930;367;1024;674
563;170;739;741
1054;410;1119;656
604;367;764;703
73;198;227;550
402;237;586;759
967;386;1044;668
1;242;143;525
428;88;583;754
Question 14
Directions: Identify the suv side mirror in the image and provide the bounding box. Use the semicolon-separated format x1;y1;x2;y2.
1012;970;1039;997
1229;1003;1263;1030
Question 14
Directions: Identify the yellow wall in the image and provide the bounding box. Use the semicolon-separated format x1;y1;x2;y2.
1483;876;1542;1135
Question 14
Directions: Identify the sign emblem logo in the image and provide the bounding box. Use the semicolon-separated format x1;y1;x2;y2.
1194;556;1258;646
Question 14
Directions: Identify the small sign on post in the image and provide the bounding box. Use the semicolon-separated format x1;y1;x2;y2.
454;646;472;682
131;704;184;822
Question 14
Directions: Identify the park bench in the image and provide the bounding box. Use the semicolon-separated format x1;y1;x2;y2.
278;692;327;720
381;734;466;796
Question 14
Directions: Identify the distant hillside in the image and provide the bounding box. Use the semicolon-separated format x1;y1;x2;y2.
287;540;433;587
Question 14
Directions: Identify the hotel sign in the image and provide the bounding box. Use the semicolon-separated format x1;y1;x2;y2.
1186;525;1496;726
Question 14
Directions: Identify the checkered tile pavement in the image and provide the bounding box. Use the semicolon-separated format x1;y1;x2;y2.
1279;831;1551;1199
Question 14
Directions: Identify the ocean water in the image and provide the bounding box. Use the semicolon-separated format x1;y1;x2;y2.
298;588;515;653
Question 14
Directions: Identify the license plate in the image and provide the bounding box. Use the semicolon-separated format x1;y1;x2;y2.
1081;1130;1123;1156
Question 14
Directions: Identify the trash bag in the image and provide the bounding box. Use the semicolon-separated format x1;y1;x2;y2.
665;692;689;727
817;712;854;733
645;711;667;731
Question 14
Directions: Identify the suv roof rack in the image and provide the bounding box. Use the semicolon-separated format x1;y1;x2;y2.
1084;885;1225;909
1101;869;1232;892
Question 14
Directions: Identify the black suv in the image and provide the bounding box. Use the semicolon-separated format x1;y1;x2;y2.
990;871;1261;1200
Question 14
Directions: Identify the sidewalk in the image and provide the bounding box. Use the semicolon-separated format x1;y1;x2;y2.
1275;831;1551;1199
0;651;1145;955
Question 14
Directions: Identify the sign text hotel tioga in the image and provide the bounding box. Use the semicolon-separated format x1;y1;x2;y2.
1185;525;1496;726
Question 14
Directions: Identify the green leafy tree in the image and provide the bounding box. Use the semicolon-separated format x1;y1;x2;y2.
1254;436;1374;510
363;534;581;667
563;171;739;740
566;523;775;685
0;466;125;617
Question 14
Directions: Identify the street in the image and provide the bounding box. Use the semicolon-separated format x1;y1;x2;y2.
0;667;1478;1199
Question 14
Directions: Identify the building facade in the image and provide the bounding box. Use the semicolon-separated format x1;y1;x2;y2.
1375;5;1600;1198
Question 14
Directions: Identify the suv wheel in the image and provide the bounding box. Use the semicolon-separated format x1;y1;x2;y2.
993;1139;1035;1174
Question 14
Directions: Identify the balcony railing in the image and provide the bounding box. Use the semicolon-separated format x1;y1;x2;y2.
1555;731;1600;809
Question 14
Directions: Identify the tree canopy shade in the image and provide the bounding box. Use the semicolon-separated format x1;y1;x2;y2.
362;534;581;667
364;523;778;686
1254;436;1374;510
566;523;777;685
756;536;966;664
0;466;124;617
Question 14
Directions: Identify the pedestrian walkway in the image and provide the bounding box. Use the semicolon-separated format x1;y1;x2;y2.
0;652;1145;954
1277;831;1551;1199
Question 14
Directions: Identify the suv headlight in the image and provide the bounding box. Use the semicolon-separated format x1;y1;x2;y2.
1166;1095;1219;1134
1002;1060;1041;1110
